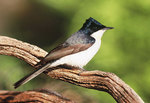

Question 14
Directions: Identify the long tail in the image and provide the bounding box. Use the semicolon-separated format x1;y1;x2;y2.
14;63;51;89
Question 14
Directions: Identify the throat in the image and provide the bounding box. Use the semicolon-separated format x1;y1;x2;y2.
91;30;106;40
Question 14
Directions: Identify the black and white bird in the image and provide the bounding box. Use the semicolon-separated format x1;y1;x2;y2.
14;17;113;88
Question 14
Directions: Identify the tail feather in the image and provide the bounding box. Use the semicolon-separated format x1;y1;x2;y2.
14;64;51;89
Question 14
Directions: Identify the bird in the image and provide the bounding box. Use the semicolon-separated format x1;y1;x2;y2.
14;17;113;89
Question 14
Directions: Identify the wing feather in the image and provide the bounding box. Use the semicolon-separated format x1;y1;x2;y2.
43;43;93;62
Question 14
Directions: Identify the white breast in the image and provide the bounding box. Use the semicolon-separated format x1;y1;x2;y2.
50;30;106;68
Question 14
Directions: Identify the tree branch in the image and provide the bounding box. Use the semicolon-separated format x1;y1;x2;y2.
0;89;74;103
0;36;144;103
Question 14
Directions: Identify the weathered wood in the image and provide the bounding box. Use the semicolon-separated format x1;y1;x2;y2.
0;36;144;103
0;90;74;103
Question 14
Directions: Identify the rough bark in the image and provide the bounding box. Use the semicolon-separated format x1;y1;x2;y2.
0;36;144;103
0;89;74;103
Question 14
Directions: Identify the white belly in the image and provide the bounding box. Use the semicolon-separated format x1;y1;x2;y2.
50;40;101;68
50;30;105;68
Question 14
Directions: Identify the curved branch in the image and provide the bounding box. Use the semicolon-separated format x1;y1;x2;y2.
0;36;47;66
0;90;74;103
0;36;144;103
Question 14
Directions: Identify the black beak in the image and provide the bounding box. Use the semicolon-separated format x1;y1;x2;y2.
103;27;114;30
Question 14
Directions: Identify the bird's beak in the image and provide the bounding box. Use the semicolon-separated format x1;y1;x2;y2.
103;27;114;30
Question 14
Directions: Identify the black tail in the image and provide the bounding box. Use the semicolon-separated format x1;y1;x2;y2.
14;64;51;89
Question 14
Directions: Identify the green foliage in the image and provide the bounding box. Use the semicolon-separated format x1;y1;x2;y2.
0;0;150;102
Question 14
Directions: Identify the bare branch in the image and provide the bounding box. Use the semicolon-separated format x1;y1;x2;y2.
0;90;74;103
0;36;144;103
0;36;47;66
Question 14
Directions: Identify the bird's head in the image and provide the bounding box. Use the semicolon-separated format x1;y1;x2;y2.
80;17;113;37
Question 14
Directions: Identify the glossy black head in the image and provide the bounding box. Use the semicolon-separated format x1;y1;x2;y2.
80;17;113;35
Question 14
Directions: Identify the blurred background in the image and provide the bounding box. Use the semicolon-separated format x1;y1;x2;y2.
0;0;150;103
